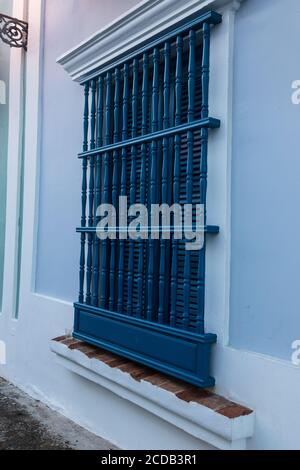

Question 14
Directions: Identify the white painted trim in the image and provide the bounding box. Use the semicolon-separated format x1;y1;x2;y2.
20;0;44;301
2;0;27;318
205;1;241;345
51;340;255;450
57;0;241;83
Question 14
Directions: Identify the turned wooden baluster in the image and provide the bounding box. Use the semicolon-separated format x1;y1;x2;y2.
117;63;129;313
147;48;159;322
86;79;97;305
136;53;149;318
170;36;183;327
158;42;170;324
92;76;104;307
127;58;139;315
100;71;112;308
197;23;210;333
183;30;195;329
109;68;121;311
79;82;89;303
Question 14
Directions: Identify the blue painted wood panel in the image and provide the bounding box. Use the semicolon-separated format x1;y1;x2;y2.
74;302;216;387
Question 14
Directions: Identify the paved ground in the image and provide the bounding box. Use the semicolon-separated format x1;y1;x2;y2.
0;377;116;450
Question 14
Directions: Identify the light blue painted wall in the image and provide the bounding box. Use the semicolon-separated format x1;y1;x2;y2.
35;0;140;301
36;0;300;359
0;0;12;311
230;0;300;359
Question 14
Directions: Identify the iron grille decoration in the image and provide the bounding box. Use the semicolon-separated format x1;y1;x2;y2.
73;11;222;387
0;13;28;50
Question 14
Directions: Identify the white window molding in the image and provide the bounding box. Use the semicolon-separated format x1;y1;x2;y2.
57;0;243;83
205;0;242;345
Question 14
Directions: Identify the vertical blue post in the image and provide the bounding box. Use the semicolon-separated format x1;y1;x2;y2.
147;48;159;322
127;58;139;315
96;76;104;149
79;82;89;304
92;76;104;307
197;23;210;333
83;83;89;154
90;78;97;151
117;63;129;313
88;79;97;226
86;79;97;305
136;53;148;319
158;42;170;324
100;71;112;309
170;36;183;327
86;235;93;305
109;68;121;311
183;30;195;329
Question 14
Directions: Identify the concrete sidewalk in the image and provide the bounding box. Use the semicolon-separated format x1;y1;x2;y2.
0;378;116;450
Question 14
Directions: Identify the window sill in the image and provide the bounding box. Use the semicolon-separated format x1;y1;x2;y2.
50;336;254;450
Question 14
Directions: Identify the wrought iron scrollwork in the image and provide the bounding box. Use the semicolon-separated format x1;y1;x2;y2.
0;13;28;50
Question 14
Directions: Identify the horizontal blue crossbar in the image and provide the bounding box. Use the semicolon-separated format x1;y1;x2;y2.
76;225;220;234
78;117;220;159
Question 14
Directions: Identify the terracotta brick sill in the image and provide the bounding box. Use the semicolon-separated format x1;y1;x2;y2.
50;336;255;450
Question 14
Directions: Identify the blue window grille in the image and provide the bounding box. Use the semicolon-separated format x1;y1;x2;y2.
73;10;222;387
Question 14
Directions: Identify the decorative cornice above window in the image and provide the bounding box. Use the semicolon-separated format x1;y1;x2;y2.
57;0;242;83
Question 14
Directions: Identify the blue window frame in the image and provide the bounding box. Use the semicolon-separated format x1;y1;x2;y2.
73;10;222;387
